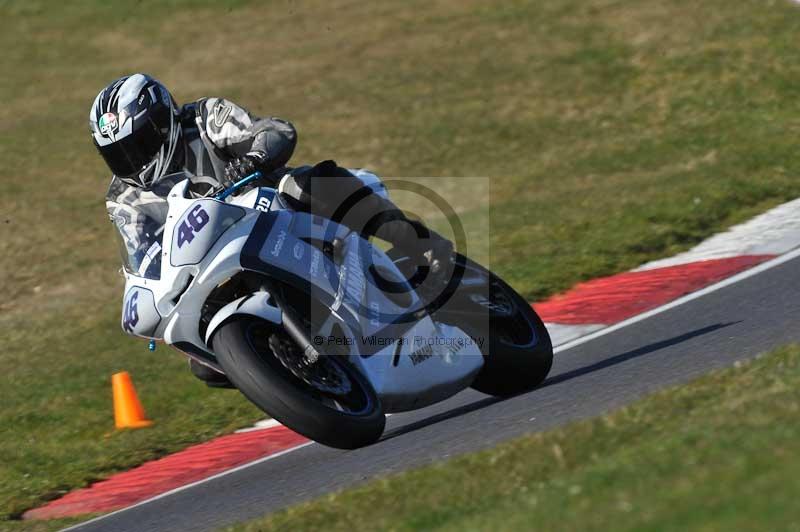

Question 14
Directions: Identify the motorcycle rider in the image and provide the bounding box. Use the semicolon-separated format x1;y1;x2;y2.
91;73;453;387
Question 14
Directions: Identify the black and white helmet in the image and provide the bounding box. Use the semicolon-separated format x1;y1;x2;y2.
90;74;181;188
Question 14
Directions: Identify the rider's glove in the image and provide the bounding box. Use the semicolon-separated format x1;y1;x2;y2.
223;151;269;187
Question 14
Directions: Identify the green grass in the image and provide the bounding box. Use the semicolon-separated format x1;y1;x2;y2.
226;345;800;532
3;0;800;527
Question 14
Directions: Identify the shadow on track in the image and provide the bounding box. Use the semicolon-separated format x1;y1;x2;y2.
544;321;741;388
380;396;505;441
379;322;739;442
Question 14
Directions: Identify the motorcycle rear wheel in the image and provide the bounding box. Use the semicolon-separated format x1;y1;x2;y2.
437;255;553;397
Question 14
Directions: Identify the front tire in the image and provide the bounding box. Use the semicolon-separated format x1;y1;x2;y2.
213;318;386;449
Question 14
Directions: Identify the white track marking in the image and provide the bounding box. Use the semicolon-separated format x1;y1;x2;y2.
555;246;800;354
636;198;800;271
545;323;606;347
234;417;283;433
59;442;315;532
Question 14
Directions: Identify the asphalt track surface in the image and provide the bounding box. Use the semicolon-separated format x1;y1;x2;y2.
68;253;800;532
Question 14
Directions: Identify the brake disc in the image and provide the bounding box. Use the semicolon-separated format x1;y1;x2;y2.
269;334;352;395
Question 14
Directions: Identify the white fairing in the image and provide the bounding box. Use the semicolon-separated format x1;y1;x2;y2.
121;180;259;353
119;172;483;413
351;320;483;412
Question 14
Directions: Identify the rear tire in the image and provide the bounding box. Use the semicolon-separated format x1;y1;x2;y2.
440;256;553;397
213;318;386;449
468;298;553;397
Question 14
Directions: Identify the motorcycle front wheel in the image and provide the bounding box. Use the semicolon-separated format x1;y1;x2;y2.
212;317;386;449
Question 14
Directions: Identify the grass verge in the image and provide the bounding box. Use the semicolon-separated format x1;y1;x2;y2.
3;0;800;525
226;345;800;532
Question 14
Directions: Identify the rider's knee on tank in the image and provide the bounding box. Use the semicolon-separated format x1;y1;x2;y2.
278;160;376;224
278;160;355;205
277;160;453;268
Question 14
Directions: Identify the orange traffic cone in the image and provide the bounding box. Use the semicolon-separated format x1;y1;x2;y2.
112;371;153;429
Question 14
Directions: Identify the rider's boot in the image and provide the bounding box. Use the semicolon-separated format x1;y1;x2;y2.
189;359;235;389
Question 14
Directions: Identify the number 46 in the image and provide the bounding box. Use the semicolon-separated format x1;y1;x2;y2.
177;205;210;248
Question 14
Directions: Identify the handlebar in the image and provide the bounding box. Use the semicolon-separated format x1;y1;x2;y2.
215;171;263;201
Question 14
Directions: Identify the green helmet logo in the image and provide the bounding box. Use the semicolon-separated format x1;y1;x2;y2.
99;112;118;137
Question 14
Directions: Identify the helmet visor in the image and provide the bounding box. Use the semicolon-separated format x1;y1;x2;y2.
96;117;165;179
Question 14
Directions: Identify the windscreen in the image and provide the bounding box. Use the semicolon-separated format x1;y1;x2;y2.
108;173;190;280
113;209;166;280
114;201;167;280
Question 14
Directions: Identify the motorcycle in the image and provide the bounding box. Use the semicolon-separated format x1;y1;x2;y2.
115;168;553;449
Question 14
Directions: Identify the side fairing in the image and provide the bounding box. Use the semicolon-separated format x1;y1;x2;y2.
239;210;421;347
240;210;344;304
